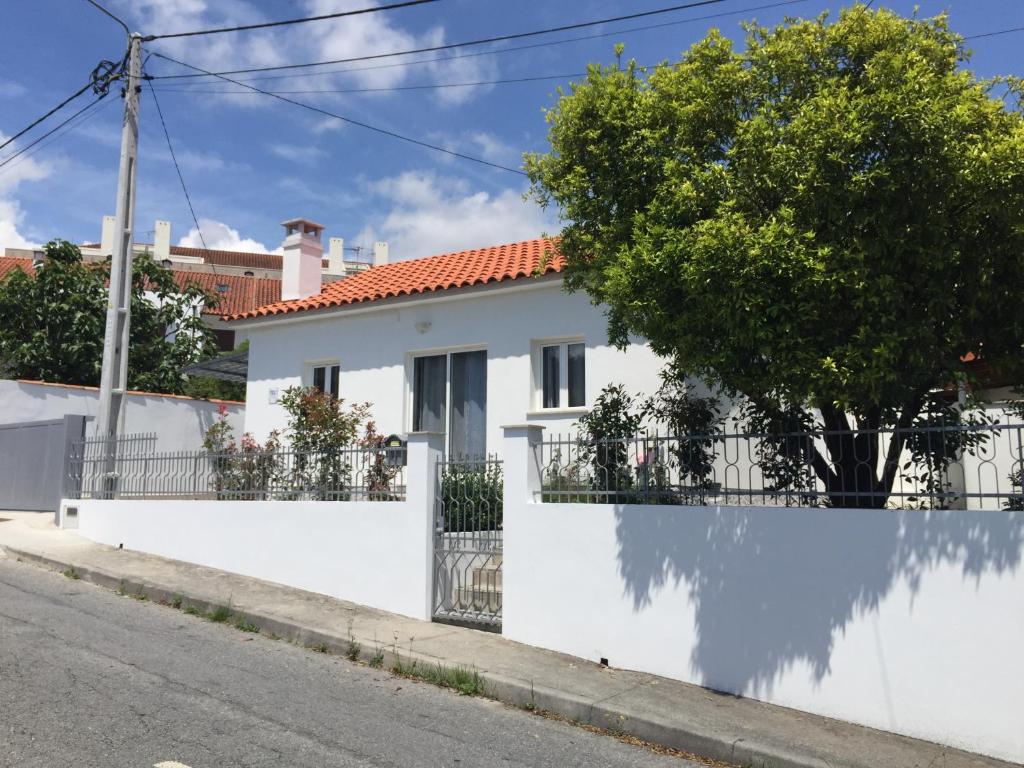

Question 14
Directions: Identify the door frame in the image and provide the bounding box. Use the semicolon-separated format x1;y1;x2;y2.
405;344;488;456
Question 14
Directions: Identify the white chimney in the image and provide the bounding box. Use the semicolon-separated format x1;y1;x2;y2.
328;237;344;274
373;241;389;267
154;220;171;260
100;215;116;255
280;218;325;301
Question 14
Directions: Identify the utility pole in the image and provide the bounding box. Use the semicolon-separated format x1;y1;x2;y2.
95;32;142;495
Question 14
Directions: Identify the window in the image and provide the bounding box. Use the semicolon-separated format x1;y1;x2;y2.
311;363;340;398
412;350;487;458
538;341;586;409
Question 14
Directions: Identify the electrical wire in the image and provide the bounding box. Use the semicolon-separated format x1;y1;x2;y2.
149;52;526;175
0;96;116;177
0;81;96;152
149;0;729;80
0;93;110;170
144;0;439;41
152;0;809;86
964;26;1024;41
82;0;130;36
147;82;208;250
151;71;589;95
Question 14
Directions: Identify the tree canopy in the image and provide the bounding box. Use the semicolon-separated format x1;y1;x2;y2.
526;6;1024;506
0;239;220;395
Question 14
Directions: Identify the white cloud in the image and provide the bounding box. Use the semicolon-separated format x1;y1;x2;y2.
0;79;26;98
0;132;52;252
268;143;326;163
178;218;281;253
359;171;556;260
126;0;493;111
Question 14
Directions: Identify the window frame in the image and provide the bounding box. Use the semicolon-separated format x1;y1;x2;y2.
530;337;587;414
307;359;341;399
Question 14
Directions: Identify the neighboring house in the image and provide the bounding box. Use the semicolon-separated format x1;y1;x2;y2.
0;253;281;351
1;216;386;351
226;226;665;457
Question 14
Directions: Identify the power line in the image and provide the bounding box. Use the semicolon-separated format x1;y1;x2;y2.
82;0;130;36
151;71;590;95
147;82;208;250
0;93;111;171
964;26;1024;41
154;0;809;86
150;0;729;80
143;0;440;41
0;97;117;178
0;81;96;152
149;52;527;176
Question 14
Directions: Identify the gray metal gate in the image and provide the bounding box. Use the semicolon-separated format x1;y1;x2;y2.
0;415;87;512
432;456;503;629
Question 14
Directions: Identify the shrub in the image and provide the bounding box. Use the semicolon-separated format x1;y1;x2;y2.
440;461;503;532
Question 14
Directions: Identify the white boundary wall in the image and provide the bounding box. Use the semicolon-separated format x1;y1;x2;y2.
0;379;244;451
71;433;442;621
502;427;1024;764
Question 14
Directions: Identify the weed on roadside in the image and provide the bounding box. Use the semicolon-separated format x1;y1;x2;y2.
369;646;384;669
170;594;183;609
345;619;361;661
62;568;80;580
116;581;128;596
234;617;260;633
311;643;330;654
209;604;233;623
392;657;485;696
183;603;201;616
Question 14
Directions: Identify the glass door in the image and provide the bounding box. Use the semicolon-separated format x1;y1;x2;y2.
412;351;487;458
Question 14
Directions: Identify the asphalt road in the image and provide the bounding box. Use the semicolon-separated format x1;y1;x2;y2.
0;554;694;768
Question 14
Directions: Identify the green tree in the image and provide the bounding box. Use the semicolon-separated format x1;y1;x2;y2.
0;239;218;394
526;6;1024;507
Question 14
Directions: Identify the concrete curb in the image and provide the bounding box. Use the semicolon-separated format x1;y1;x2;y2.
0;545;970;768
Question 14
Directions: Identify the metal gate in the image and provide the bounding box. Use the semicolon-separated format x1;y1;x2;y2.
432;456;503;629
0;415;87;513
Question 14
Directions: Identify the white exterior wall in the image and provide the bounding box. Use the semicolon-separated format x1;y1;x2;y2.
76;499;433;619
0;379;243;451
71;434;441;620
239;279;665;451
502;427;1024;763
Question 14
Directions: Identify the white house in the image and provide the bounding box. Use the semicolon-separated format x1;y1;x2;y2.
227;221;664;453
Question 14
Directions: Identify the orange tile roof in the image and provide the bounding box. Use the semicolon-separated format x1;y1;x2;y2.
0;257;34;279
0;256;280;317
226;237;563;321
171;270;281;316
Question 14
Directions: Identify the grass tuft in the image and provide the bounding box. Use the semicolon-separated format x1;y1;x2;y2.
62;568;80;580
392;658;485;696
170;594;183;609
369;647;384;669
311;643;331;654
208;604;233;623
234;617;260;633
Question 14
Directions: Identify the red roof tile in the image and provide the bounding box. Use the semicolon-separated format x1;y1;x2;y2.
226;237;563;321
0;256;280;317
0;257;33;279
171;270;281;316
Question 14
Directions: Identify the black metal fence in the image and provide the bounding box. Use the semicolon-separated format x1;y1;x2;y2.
539;423;1024;510
65;434;408;501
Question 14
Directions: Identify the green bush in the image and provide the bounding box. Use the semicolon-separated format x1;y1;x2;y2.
440;462;503;532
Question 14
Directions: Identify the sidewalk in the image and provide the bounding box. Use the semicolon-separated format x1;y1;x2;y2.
0;512;1014;768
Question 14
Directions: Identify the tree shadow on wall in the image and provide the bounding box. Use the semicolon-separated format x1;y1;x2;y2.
615;505;1024;696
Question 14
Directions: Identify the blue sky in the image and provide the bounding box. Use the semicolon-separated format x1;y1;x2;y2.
1;0;1022;261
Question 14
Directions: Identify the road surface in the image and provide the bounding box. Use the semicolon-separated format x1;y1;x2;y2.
0;553;694;768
